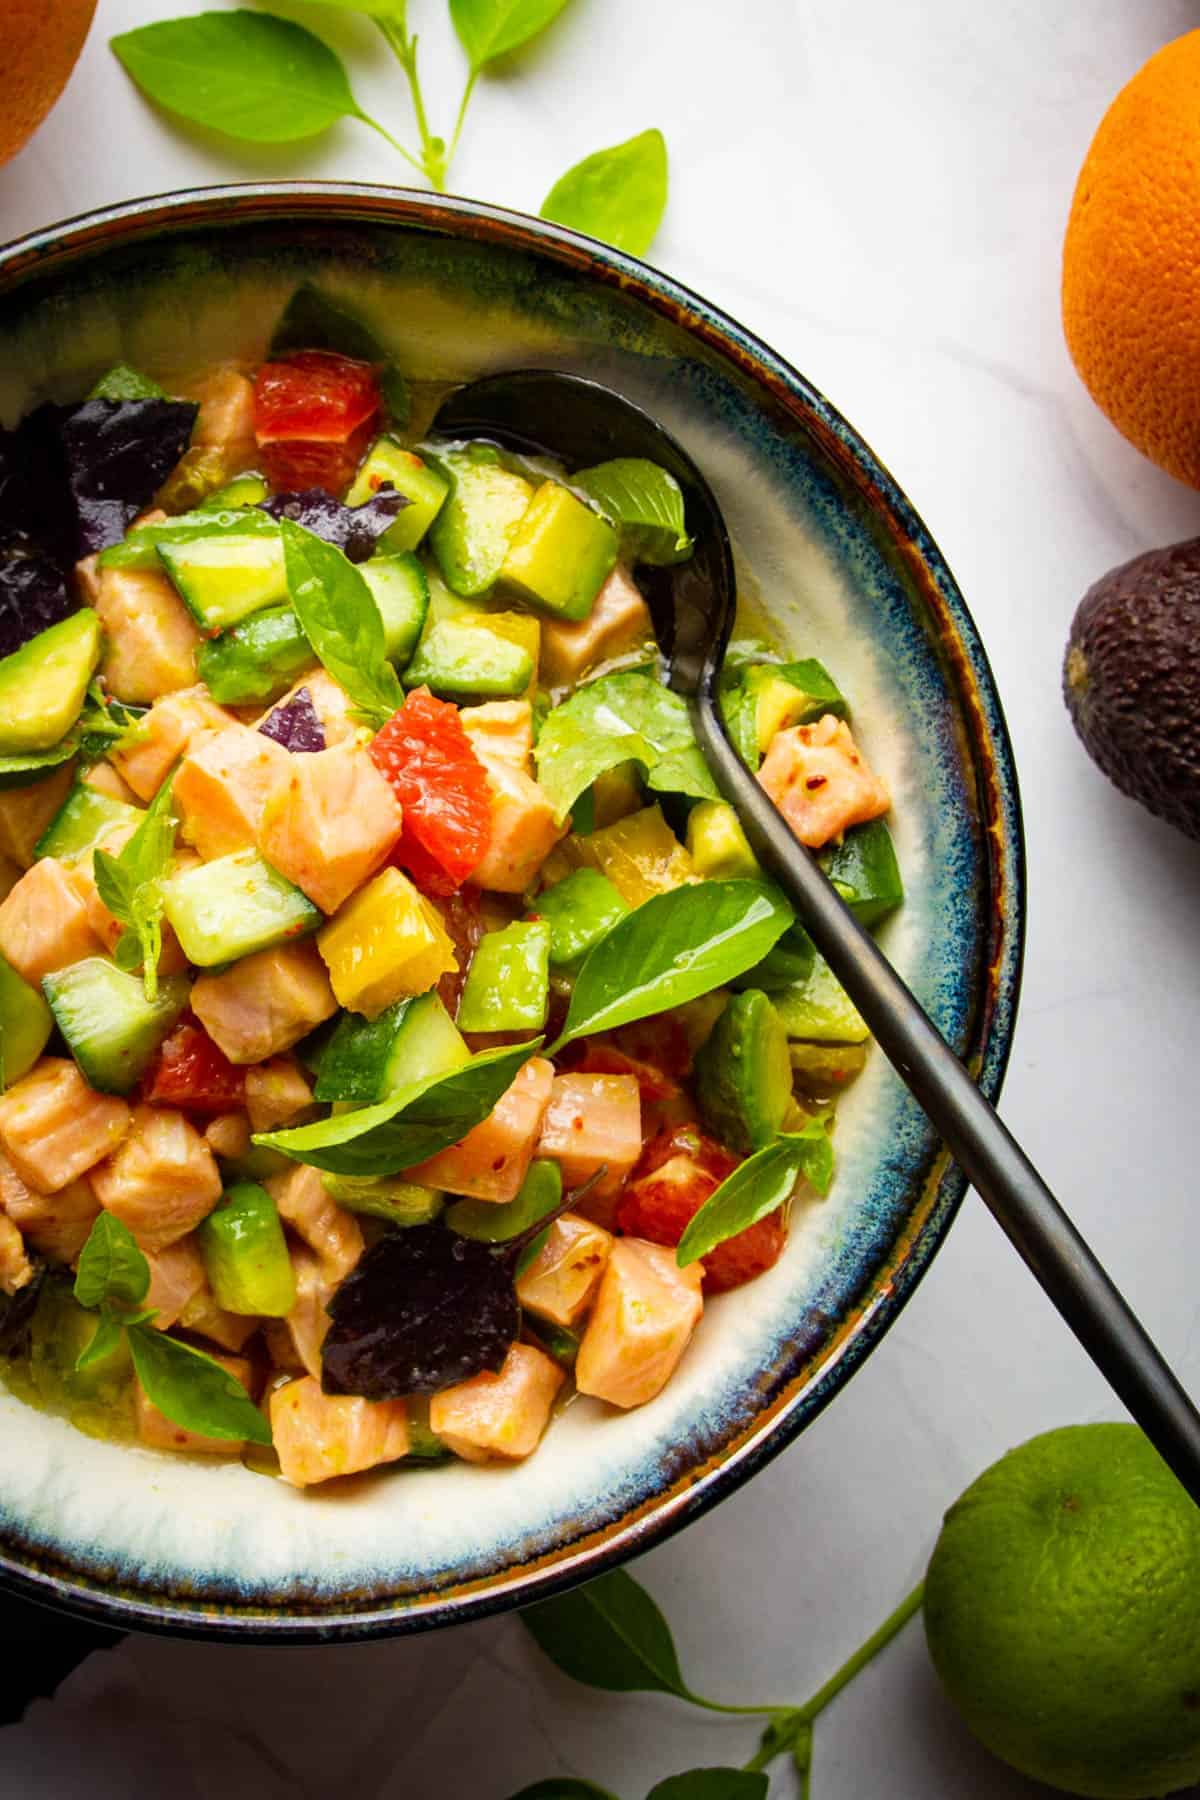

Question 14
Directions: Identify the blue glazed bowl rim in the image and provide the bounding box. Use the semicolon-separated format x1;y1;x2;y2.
0;182;1025;1640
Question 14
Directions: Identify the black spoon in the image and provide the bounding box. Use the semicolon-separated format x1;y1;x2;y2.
430;370;1200;1504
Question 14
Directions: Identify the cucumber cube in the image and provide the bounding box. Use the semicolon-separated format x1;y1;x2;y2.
361;552;429;667
35;781;142;863
818;819;903;928
500;481;619;620
0;951;53;1090
314;990;469;1103
162;849;320;967
533;868;629;969
456;921;550;1033
159;534;288;631
41;957;189;1094
403;618;534;699
346;438;450;551
196;605;316;706
199;1181;296;1316
198;474;269;511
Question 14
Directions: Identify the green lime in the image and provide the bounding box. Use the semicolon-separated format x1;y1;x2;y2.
924;1423;1200;1798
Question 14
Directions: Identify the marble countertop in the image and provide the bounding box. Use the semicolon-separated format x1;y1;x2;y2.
3;2;1200;1795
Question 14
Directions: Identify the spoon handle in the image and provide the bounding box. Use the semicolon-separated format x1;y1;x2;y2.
694;706;1200;1502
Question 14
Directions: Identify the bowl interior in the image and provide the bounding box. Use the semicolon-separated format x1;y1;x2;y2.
0;189;1022;1638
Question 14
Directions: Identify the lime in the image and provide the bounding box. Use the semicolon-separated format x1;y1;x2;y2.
924;1423;1200;1798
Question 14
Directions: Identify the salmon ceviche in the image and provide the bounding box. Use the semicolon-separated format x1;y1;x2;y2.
0;296;901;1489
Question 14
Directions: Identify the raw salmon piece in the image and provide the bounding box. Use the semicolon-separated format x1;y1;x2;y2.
190;941;337;1065
113;685;235;802
430;1342;563;1463
0;1213;33;1295
407;1057;554;1202
536;1073;642;1199
467;758;566;894
515;1212;613;1328
93;565;201;704
0;1152;99;1264
0;763;75;869
539;565;652;687
575;1237;704;1409
257;742;402;914
0;1060;130;1193
202;1112;252;1161
277;1245;335;1378
188;366;257;469
142;1236;208;1329
459;700;534;773
0;857;104;983
270;1376;409;1487
243;1057;314;1133
267;1163;362;1283
174;723;292;862
758;714;890;848
135;1351;256;1456
256;670;356;748
91;1104;222;1253
81;762;138;805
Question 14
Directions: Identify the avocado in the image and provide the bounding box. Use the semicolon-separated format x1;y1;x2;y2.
0;610;101;755
693;987;793;1153
686;800;761;879
1064;539;1200;841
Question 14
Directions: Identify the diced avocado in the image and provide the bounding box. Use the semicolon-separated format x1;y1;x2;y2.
405;1394;453;1462
199;1181;296;1316
789;1040;869;1097
500;481;619;620
456;921;550;1033
0;951;53;1090
87;363;165;401
732;922;816;993
34;780;142;863
320;1173;444;1226
314;990;469;1103
158;533;288;631
446;1158;562;1244
361;552;429;667
162;848;321;967
524;1316;581;1369
196;604;316;706
346;438;450;551
818;819;903;928
218;1144;290;1184
771;952;869;1044
41;958;189;1094
686;800;761;879
724;659;848;770
428;451;534;597
403;617;534;699
198;474;269;511
693;987;793;1153
533;868;629;969
0;611;101;756
0;735;80;792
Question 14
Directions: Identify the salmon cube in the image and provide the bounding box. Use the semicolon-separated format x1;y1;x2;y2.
81;762;138;805
0;763;75;869
0;1060;130;1192
63;822;139;957
0;1214;33;1295
407;1056;554;1202
539;565;653;687
278;1245;335;1377
758;714;890;849
536;1073;642;1199
270;1375;410;1487
459;700;534;773
174;723;292;862
91;1104;222;1252
258;670;357;748
177;1286;260;1353
0;1152;99;1264
0;857;104;983
267;1163;362;1283
202;1111;252;1161
318;867;458;1018
113;685;236;802
188;366;257;469
190;941;337;1065
142;1235;207;1329
575;1237;704;1409
93;564;201;704
243;1057;314;1133
430;1342;563;1463
257;742;402;914
516;1212;613;1327
469;758;566;894
136;1351;256;1456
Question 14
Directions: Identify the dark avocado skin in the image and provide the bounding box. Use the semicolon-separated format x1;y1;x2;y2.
1064;538;1200;842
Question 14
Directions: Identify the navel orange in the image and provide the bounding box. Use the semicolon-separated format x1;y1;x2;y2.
0;0;97;167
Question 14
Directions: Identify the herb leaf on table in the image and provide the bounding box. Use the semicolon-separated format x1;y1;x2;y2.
521;1566;698;1700
449;0;573;69
534;671;718;824
646;1776;768;1800
507;1784;620;1800
541;129;669;257
280;517;403;728
675;1123;835;1268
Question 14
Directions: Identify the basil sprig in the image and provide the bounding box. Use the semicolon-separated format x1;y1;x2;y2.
279;517;403;729
534;671;718;824
74;1212;151;1312
541;129;669;258
675;1122;834;1269
93;776;180;1000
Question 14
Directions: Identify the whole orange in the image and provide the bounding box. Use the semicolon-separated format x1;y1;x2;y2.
1063;30;1200;489
0;0;97;167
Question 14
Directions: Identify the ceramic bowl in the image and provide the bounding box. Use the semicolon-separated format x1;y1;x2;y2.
0;185;1023;1639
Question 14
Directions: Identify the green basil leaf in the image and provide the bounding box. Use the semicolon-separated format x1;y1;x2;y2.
110;11;368;144
646;1775;768;1800
541;129;668;258
74;1312;127;1373
271;284;409;426
255;1041;540;1175
126;1323;272;1445
93;775;179;1001
534;671;717;824
77;683;148;760
280;517;402;728
449;0;573;71
521;1567;694;1699
572;460;692;566
506;1785;619;1800
551;881;793;1051
74;1214;151;1311
676;1123;834;1268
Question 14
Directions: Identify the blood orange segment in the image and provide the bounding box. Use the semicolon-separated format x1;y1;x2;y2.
143;1018;246;1116
618;1125;786;1291
368;687;492;894
254;351;380;495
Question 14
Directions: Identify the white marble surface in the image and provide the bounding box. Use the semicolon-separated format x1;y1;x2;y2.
3;3;1200;1795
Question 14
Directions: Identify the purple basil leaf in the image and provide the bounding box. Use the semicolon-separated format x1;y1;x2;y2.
20;398;198;561
0;534;74;658
258;685;326;754
0;430;34;540
321;1224;518;1398
259;485;408;564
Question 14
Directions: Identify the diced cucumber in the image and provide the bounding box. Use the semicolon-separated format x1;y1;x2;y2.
87;363;165;401
771;952;869;1044
524;1316;581;1369
533;868;629;969
98;506;277;573
818;819;903;928
428;450;534;597
456;922;550;1032
34;780;142;863
198;474;269;511
361;552;429;667
0;951;53;1090
320;1173;444;1226
162;849;320;967
199;1181;296;1316
446;1158;561;1245
196;605;315;705
500;481;619;620
41;958;189;1094
159;533;288;631
694;988;793;1152
314;990;469;1103
346;438;450;551
0;611;102;756
789;1040;869;1096
402;617;534;699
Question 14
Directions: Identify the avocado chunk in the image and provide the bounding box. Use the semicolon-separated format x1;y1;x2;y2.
346;439;450;552
320;1173;444;1226
198;473;269;511
197;604;316;706
789;1040;869;1098
41;957;189;1094
686;800;761;879
35;780;142;863
0;951;53;1090
693;987;793;1153
314;990;469;1104
162;849;320;967
1064;537;1200;841
428;450;534;597
456;921;550;1033
534;867;629;969
199;1182;296;1317
403;615;534;699
361;552;429;667
818;818;903;927
723;658;848;770
500;481;619;620
0;611;101;756
771;952;869;1044
446;1158;562;1245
